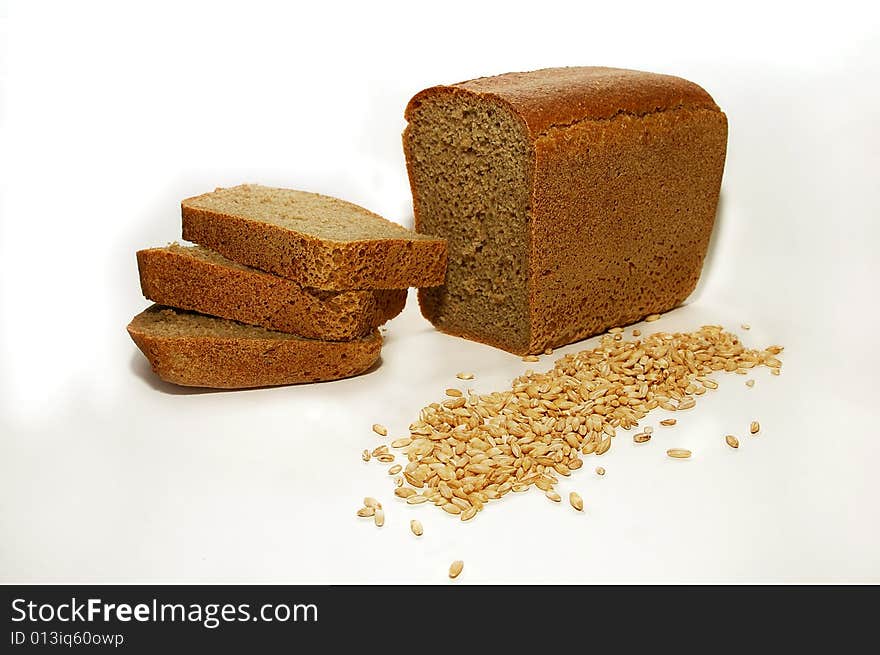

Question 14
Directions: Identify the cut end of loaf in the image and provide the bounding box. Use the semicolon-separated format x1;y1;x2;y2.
406;91;533;353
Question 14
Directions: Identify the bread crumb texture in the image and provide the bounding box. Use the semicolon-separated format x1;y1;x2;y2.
181;184;447;290
137;244;405;340
127;305;381;388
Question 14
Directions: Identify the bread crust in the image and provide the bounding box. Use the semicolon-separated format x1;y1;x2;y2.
181;185;447;290
127;306;382;388
405;67;728;354
137;245;406;340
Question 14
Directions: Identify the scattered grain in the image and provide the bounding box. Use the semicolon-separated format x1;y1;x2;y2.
645;313;662;322
545;490;562;503
356;507;374;518
449;560;464;579
374;508;385;527
410;520;423;536
632;329;641;337
388;464;402;475
667;449;692;459
634;433;651;443
595;467;605;476
570;492;584;511
391;437;412;449
544;347;554;355
372;423;388;437
746;379;755;388
371;326;780;519
364;497;381;509
456;372;474;380
361;449;371;462
741;323;751;330
522;355;540;362
750;421;760;435
445;388;462;397
726;435;739;449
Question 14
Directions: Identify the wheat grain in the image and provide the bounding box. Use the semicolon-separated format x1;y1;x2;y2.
750;421;760;435
372;424;388;437
456;372;474;380
645;313;661;322
372;326;780;519
667;449;692;459
570;492;584;511
726;435;739;448
374;508;385;527
410;519;423;536
449;560;464;579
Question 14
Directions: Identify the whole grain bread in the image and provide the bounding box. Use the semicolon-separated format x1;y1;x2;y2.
181;184;447;290
127;305;381;388
137;244;406;340
404;66;728;354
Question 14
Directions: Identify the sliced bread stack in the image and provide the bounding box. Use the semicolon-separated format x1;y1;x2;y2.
128;185;447;388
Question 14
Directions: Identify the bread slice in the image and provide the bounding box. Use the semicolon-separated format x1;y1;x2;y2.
181;184;447;290
137;244;406;340
127;305;381;388
404;67;727;354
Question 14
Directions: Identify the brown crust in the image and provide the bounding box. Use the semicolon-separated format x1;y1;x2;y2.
137;245;406;340
127;306;382;389
405;66;718;137
405;67;728;355
181;187;447;290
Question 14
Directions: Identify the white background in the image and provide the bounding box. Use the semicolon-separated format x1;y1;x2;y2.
1;0;878;583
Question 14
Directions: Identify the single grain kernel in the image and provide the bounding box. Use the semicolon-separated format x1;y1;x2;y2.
595;467;605;476
726;435;740;449
667;449;692;459
391;437;412;449
522;355;540;362
632;329;641;336
569;492;584;511
364;497;380;509
456;372;474;380
741;323;751;330
645;313;661;322
545;490;562;503
372;424;387;437
361;449;371;462
388;464;402;475
750;421;760;435
660;419;677;426
356;507;374;518
449;560;464;579
373;508;385;527
410;520;423;536
444;388;462;397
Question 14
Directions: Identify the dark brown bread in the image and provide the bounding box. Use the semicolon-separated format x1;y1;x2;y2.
181;184;447;290
127;305;381;388
404;66;728;354
137;244;406;340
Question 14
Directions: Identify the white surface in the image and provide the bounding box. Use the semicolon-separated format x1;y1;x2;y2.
1;0;879;583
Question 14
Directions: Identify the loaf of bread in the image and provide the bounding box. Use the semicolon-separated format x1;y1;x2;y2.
181;184;447;290
127;305;382;388
137;244;406;340
404;67;728;354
